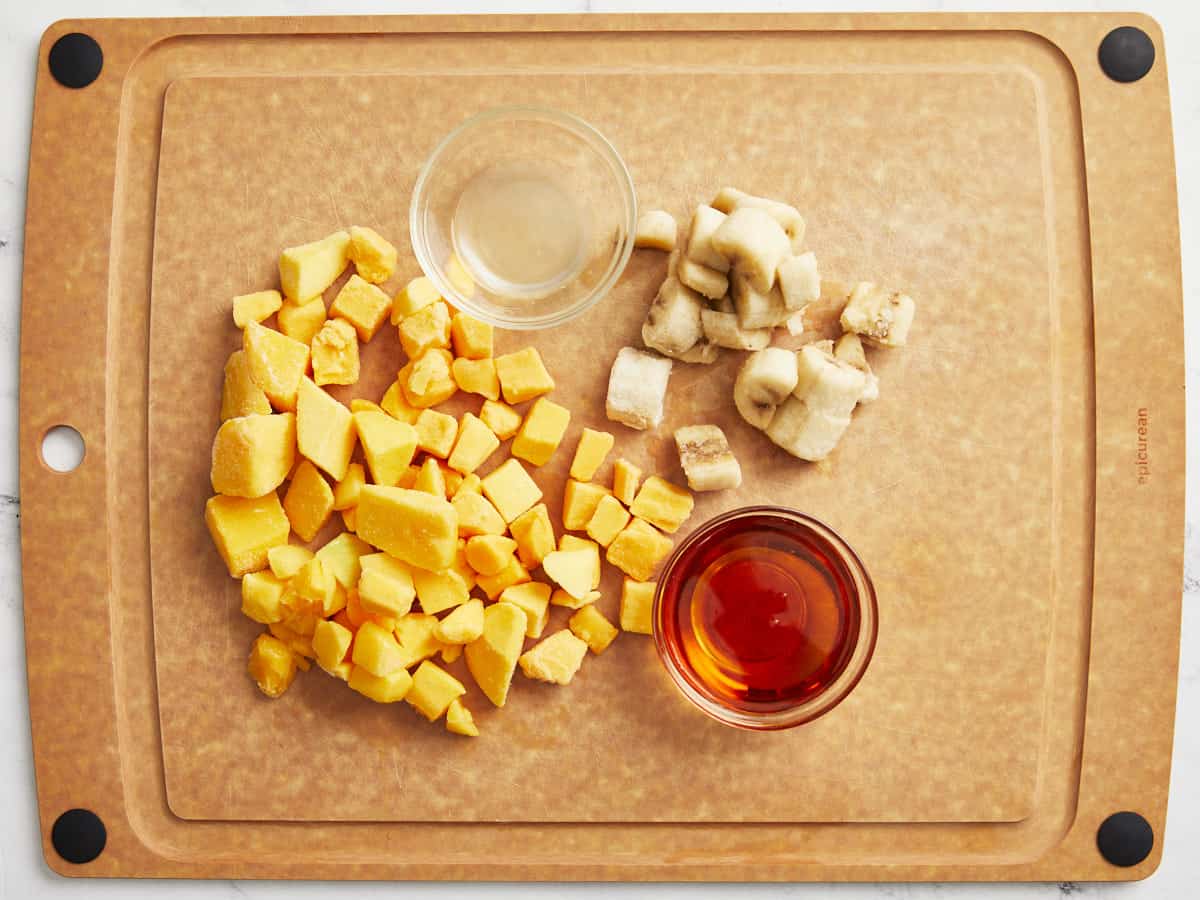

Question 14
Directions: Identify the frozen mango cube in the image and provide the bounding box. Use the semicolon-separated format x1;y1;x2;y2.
353;411;418;486
439;463;464;498
314;531;373;588
248;633;297;698
450;357;500;401
211;412;295;498
561;479;610;531
283;460;334;542
357;485;458;572
434;597;485;644
232;289;282;328
267;544;313;580
394;612;443;668
569;604;618;654
441;643;463;664
348;225;397;284
558;534;602;590
479;399;522;440
569;428;615;482
413;457;447;498
609;518;673;582
465;602;527;707
321;659;354;681
350;399;383;415
481;458;543;523
396;465;420;489
620;578;656;633
392;275;440;323
357;552;416;618
465;535;518;576
277;297;327;346
352;620;405;676
290;555;336;615
399;300;452;359
401;348;457;408
612;458;642;506
296;377;356;482
341;507;358;532
495;347;555;404
414;408;458;458
586;494;631;548
380;379;421;423
220;350;271;421
446;698;479;736
279;230;350;302
330;274;392;342
312;618;354;671
453;473;482;498
332;462;366;511
518;630;588;685
511;398;570;467
206;493;290;577
499;581;552;638
348;664;413;703
269;619;315;659
451;491;506;537
447;413;500;475
311;317;360;386
551;587;600;611
243;321;310;411
629;476;694;534
406;660;467;721
476;556;531;600
508;503;555;569
450;312;494;359
241;570;288;624
412;566;470;615
345;588;394;631
542;549;595;602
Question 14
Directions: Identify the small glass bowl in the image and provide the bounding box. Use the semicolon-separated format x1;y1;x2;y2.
653;507;878;731
409;107;637;331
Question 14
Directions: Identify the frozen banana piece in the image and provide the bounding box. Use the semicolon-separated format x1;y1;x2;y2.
677;255;729;301
712;208;792;293
606;347;672;431
676;339;721;365
793;343;867;420
733;347;798;430
700;309;771;351
635;210;677;251
765;395;851;461
674;425;742;492
834;332;880;404
711;187;806;251
685;205;730;272
840;282;916;347
778;252;820;312
641;277;704;359
732;272;789;330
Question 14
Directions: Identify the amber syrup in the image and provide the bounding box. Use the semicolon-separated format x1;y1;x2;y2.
656;511;863;717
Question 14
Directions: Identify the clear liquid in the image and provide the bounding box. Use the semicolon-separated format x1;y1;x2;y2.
451;163;589;299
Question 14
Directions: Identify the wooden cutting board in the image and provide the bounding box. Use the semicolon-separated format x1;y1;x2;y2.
19;13;1184;881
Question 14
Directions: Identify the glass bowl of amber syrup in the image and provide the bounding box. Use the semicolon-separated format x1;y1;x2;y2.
654;507;877;730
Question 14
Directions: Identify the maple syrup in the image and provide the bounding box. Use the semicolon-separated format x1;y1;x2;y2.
655;507;876;729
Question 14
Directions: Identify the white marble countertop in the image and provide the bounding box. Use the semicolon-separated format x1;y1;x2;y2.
1;0;1196;897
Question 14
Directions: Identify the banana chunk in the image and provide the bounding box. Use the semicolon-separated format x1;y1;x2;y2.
732;272;789;330
778;252;820;312
712;208;791;293
606;347;673;431
794;343;867;419
685;205;731;272
700;309;771;351
783;310;806;336
733;347;798;430
840;282;916;347
635;210;677;251
677;339;722;365
677;255;729;301
765;395;851;461
711;187;807;250
674;425;742;492
641;277;704;359
833;332;880;404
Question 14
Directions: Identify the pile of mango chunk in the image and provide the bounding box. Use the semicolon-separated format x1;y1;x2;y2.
206;227;696;737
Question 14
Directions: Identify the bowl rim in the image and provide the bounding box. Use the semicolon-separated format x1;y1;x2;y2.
409;105;638;331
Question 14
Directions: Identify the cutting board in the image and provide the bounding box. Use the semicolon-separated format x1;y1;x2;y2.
19;13;1184;882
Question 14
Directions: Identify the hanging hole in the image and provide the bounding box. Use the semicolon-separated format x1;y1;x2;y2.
41;425;85;472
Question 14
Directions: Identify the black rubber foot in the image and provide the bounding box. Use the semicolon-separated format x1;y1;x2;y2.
48;32;103;89
1097;811;1154;867
50;808;106;864
1098;26;1155;83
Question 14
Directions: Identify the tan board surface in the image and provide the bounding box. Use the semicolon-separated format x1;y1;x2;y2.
20;13;1184;881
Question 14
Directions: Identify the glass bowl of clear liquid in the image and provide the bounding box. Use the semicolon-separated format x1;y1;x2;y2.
410;107;637;331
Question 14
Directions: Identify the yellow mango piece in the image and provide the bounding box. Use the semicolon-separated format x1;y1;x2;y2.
267;544;313;580
342;507;358;532
283;460;334;542
551;587;600;611
476;556;531;600
353;411;418;486
450;491;506;537
279;230;350;302
511;398;570;467
447;413;500;475
465;602;527;707
348;225;398;284
441;642;463;664
465;534;518;576
629;476;694;534
211;412;296;498
586;494;631;548
352;620;405;676
561;479;610;532
434;597;485;644
414;408;458;458
446;698;479;736
277;297;327;346
356;485;458;571
412;566;470;615
391;275;440;323
348;664;413;703
357;552;416;618
495;347;555;404
612;458;642;506
453;473;482;499
345;588;395;631
450;357;499;401
206;493;290;577
394;612;443;668
481;458;543;524
232;289;283;328
518;630;588;685
620;578;656;634
559;534;602;590
311;317;360;386
478;399;522;440
296;377;356;481
499;581;552;638
269;619;315;658
248;633;297;698
291;556;336;615
569;428;615;482
243;321;311;411
508;503;555;569
330;273;392;342
332;462;366;511
542;549;595;602
406;660;467;721
399;300;452;359
608;519;673;583
569;604;619;654
314;531;373;588
396;465;420;489
350;399;383;415
240;570;288;624
380;379;421;423
312;618;354;671
401;348;457;408
321;659;354;681
413;457;447;498
220;350;271;421
439;463;464;498
450;312;494;359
